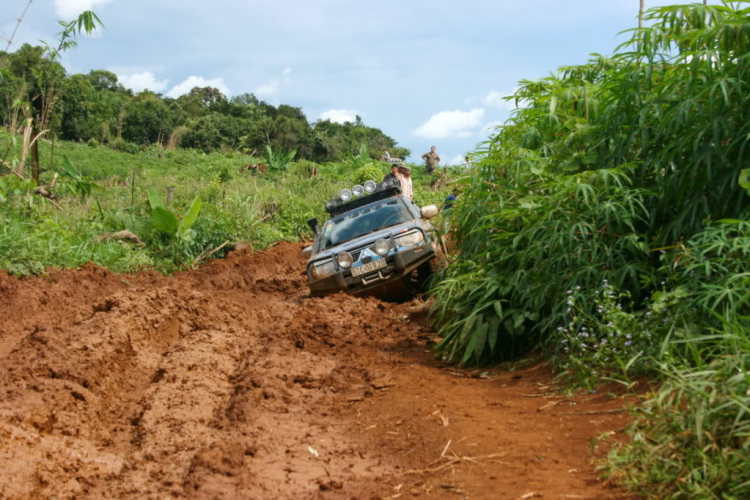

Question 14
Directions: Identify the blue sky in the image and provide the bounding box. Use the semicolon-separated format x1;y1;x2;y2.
2;0;706;164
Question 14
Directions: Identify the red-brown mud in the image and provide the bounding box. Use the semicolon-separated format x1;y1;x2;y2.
0;243;634;499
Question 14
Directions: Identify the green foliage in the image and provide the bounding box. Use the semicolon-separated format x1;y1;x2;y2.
61;155;102;201
554;284;687;389
1;39;407;163
604;322;750;499
346;144;372;170
264;145;297;172
433;1;750;364
671;220;750;324
0;175;37;205
432;166;650;364
147;186;202;241
740;169;750;195
427;3;750;498
352;163;385;185
0;138;445;277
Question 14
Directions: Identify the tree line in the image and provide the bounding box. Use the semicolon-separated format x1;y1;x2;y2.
0;43;409;163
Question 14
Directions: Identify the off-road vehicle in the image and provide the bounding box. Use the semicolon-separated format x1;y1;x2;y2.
304;178;442;298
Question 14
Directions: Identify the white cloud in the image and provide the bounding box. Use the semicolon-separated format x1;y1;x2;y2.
256;80;279;98
413;108;485;139
54;0;113;19
166;76;230;98
256;68;293;100
118;71;169;93
319;109;358;124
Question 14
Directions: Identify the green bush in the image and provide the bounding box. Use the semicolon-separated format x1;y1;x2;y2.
427;3;750;498
352;164;386;185
432;166;650;364
604;326;750;499
553;284;690;389
110;139;140;155
432;2;750;363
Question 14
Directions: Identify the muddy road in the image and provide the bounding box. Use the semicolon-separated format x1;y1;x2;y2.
0;243;632;500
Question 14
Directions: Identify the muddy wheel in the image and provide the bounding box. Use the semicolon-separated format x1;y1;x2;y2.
413;259;437;294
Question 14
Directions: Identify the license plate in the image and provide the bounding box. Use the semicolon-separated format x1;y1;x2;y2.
351;258;387;277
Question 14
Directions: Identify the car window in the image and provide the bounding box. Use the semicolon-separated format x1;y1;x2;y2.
322;199;412;249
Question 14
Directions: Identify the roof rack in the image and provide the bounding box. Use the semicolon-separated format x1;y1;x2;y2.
325;178;402;217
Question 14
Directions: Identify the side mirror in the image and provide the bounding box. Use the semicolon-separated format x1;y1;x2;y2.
306;217;319;234
302;246;313;259
420;205;438;220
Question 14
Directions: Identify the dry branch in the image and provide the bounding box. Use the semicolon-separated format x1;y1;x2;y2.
400;447;508;476
192;240;231;267
96;230;145;246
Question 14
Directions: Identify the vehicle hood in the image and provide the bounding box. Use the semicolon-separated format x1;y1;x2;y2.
308;219;426;264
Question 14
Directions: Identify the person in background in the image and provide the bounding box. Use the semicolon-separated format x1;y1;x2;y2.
399;165;413;200
443;188;459;211
381;150;391;162
382;163;401;185
421;146;441;174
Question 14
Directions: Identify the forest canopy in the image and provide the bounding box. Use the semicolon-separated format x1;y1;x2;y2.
0;43;410;162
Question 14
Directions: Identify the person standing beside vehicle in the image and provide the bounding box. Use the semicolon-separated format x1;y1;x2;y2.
383;163;401;185
421;146;441;174
399;165;413;200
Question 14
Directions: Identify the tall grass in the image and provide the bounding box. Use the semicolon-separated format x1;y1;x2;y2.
0;139;450;275
604;320;750;499
433;0;750;365
429;2;750;497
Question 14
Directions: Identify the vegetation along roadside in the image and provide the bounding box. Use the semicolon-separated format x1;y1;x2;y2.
432;3;750;499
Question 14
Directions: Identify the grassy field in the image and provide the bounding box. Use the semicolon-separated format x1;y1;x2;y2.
1;139;453;276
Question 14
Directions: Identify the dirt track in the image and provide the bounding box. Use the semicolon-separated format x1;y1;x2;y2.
0;243;633;500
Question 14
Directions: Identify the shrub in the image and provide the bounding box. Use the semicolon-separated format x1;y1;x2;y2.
110;139;140;155
352;164;385;185
432;166;650;364
604;326;750;499
553;284;689;389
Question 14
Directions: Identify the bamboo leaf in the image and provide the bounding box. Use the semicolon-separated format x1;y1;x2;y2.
488;317;500;353
473;317;489;362
463;334;477;365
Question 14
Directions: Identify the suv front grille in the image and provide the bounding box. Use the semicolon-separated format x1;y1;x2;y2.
350;246;370;263
349;240;395;264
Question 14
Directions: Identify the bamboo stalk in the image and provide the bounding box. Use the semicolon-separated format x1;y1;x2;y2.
16;118;32;176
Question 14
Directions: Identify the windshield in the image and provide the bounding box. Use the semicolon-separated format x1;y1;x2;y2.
322;198;412;249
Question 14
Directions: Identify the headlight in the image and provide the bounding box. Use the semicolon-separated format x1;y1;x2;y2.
364;180;377;193
352;185;364;197
374;239;390;256
311;260;335;279
337;252;353;269
340;189;352;201
395;230;424;248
